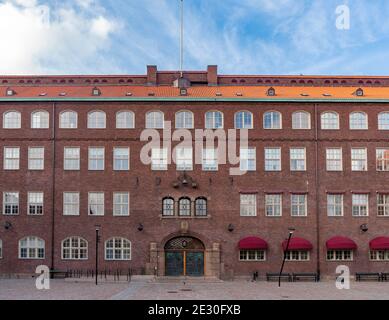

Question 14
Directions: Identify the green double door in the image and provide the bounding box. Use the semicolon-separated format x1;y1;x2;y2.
165;251;204;277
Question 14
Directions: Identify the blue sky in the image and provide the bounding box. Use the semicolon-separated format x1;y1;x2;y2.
1;0;389;75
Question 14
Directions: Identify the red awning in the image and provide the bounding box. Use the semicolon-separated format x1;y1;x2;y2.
239;237;268;250
370;237;389;250
326;237;357;250
282;237;313;251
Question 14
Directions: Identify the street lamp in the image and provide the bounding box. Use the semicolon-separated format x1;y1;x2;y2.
278;227;295;288
95;225;101;286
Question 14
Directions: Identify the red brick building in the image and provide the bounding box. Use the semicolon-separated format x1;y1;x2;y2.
0;65;389;279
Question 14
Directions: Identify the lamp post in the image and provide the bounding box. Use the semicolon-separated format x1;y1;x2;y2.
95;225;101;286
278;228;295;288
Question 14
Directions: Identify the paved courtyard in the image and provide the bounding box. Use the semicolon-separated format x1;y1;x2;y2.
0;278;388;300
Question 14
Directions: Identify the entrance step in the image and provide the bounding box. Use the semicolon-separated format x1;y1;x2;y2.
153;276;223;283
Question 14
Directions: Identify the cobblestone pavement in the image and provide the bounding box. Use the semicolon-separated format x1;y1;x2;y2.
1;278;389;300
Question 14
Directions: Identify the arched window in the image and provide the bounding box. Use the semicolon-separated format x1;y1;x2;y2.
31;111;49;129
350;112;368;130
179;197;191;216
205;111;223;129
378;112;389;130
62;237;88;260
0;239;2;259
263;111;282;129
116;111;135;129
19;236;45;259
321;112;339;130
3;111;21;129
88;111;106;129
235;111;253;129
162;197;175;216
146;111;164;129
60;111;78;129
175;111;194;129
292;111;311;129
105;237;131;261
195;198;207;216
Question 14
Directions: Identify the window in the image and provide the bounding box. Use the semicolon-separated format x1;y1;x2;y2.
205;111;223;129
240;194;257;217
175;111;194;129
62;237;88;260
63;192;80;216
64;147;80;170
326;148;342;171
105;238;131;261
146;111;164;129
321;112;339;130
31;111;49;129
162;198;175;216
352;194;369;216
285;251;310;261
240;148;256;171
263;111;282;129
376;149;389;171
195;198;207;216
327;194;343;216
88;147;105;170
28;192;43;215
370;250;389;261
239;250;266;261
327;250;353;261
60;111;78;129
266;194;282;217
235;111;253;129
113;148;130;171
4;147;20;170
265;148;281;171
113;193;129;216
3;192;19;215
351;148;367;171
176;148;193;171
28;147;44;170
377;194;389;217
0;239;2;259
291;194;307;217
88;111;106;129
292;111;311;129
19;237;45;259
151;148;168;170
290;148;306;171
378;112;389;130
202;148;218;171
3;111;21;129
116;111;134;129
179;198;191;216
350;112;368;130
88;192;104;216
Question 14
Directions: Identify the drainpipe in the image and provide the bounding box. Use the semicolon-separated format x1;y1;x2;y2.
314;103;321;280
50;102;56;271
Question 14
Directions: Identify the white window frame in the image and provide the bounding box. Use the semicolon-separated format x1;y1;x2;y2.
292;111;311;130
265;194;282;217
88;192;105;216
3;192;19;216
377;194;389;217
146;111;164;129
4;147;20;170
61;237;88;260
151;148;168;171
28;192;44;216
352;194;369;217
290;148;306;171
105;238;131;261
378;112;389;130
205;111;224;129
263;111;282;129
28;147;44;170
60;110;78;129
175;111;194;129
116;111;135;129
326;148;343;171
18;237;45;260
327;194;344;217
87;111;106;129
265;148;281;171
285;250;310;261
376;149;389;172
113;147;130;171
235;111;253;129
321;112;340;130
176;147;193;171
240;194;257;217
291;194;307;217
351;148;367;171
113;192;130;216
63;192;80;216
240;148;256;171
370;250;389;261
326;250;353;261
88;147;105;171
239;250;266;261
202;148;218;171
31;110;49;129
64;147;80;171
3;111;21;129
350;112;368;130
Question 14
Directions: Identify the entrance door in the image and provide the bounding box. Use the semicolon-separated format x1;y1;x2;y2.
164;237;205;277
165;252;184;276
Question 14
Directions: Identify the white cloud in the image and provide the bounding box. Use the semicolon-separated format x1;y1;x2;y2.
0;0;119;74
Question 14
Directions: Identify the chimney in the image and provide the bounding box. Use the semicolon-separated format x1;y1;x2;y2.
207;65;218;86
147;65;157;85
